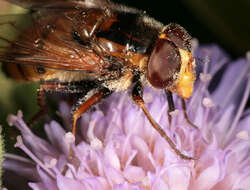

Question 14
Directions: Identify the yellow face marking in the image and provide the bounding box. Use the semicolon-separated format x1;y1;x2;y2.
175;49;196;99
159;33;167;39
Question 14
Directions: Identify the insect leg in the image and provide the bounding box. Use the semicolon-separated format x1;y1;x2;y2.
28;85;49;126
28;81;88;126
71;88;112;136
132;82;194;160
165;90;175;125
181;98;199;130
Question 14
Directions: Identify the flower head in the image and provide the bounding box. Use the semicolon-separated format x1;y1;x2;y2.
2;44;250;190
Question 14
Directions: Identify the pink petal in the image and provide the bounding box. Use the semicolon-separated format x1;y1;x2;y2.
29;182;48;190
57;175;85;190
123;166;145;183
104;166;124;185
104;142;121;170
191;156;221;189
130;135;154;171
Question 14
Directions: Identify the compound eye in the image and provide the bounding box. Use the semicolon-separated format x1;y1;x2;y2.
147;39;181;89
163;24;192;52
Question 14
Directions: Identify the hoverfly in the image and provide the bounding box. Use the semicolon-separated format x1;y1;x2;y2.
0;0;197;160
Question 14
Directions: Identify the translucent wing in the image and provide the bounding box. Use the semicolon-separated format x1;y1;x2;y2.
0;3;110;73
5;0;111;9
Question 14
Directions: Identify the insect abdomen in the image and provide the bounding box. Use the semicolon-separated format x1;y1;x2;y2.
3;63;28;81
2;63;47;82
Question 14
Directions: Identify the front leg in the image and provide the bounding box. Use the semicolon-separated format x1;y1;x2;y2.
165;90;175;125
165;90;199;130
132;82;193;160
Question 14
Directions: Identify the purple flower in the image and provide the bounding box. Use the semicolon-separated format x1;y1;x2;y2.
2;43;250;190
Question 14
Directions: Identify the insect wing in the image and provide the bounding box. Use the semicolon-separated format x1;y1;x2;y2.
0;3;110;73
0;13;33;57
5;0;111;9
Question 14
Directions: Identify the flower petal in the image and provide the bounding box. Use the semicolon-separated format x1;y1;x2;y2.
57;175;85;190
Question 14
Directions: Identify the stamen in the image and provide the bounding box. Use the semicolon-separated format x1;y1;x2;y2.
202;98;216;108
87;117;103;149
200;73;212;83
15;136;55;178
169;109;179;116
236;130;249;140
188;73;211;114
7;110;34;136
44;158;57;168
169;109;179;132
191;38;199;54
209;57;228;77
7;110;23;126
3;153;34;164
223;69;250;146
221;60;250;109
203;56;209;74
64;132;75;144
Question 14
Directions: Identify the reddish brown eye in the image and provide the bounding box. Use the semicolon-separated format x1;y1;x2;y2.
163;24;192;52
147;39;181;89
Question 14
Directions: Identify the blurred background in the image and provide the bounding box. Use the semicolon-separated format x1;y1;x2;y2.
0;0;250;152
